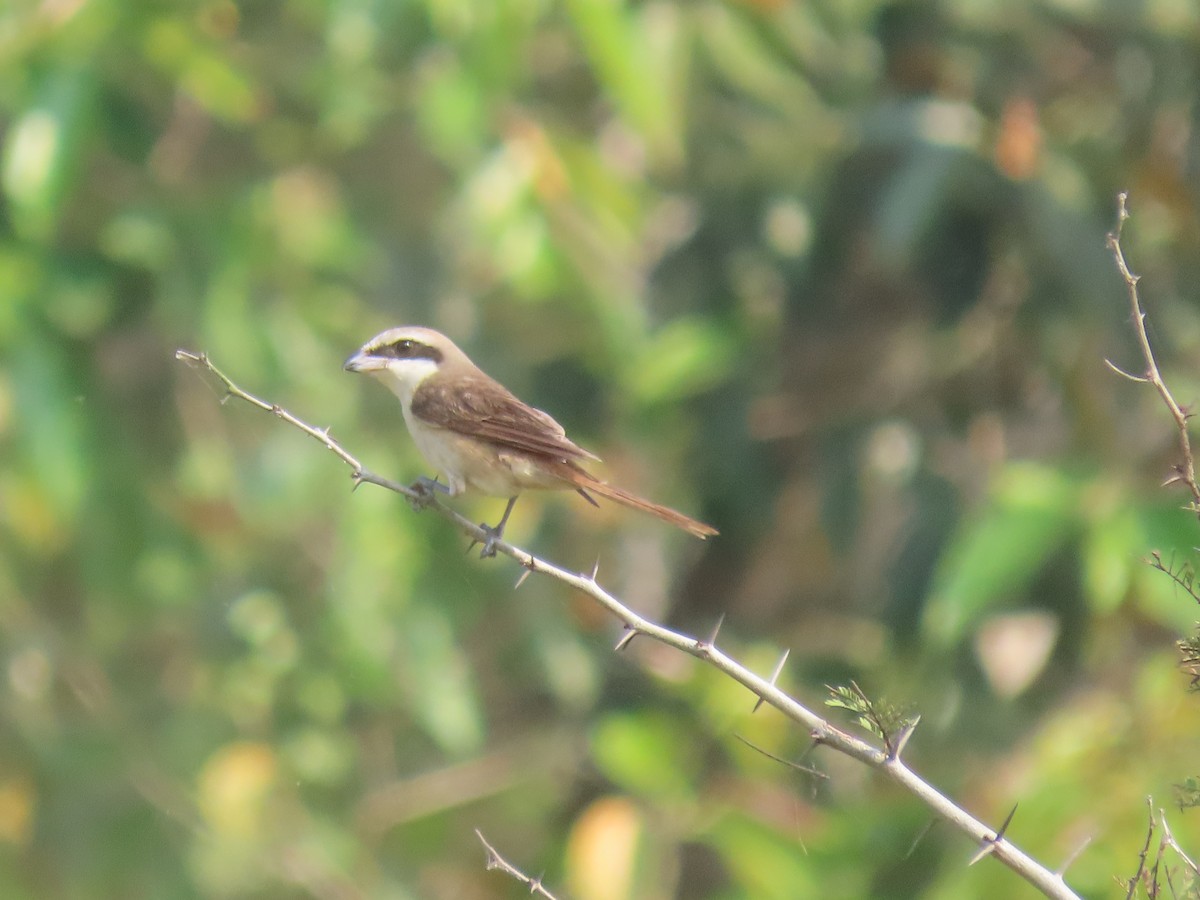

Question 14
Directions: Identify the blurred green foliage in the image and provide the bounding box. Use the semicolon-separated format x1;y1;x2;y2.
5;0;1200;897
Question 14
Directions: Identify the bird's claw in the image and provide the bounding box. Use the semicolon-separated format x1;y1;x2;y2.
469;523;503;559
409;476;447;511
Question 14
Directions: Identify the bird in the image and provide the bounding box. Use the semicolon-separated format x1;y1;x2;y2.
344;326;717;554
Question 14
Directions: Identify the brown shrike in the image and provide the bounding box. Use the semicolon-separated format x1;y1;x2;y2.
344;326;717;553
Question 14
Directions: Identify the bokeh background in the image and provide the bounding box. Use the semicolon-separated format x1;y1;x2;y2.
4;0;1200;897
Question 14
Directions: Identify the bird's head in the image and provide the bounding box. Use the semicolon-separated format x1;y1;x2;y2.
344;326;464;399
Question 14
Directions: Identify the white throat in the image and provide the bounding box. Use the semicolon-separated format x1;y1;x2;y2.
371;358;441;409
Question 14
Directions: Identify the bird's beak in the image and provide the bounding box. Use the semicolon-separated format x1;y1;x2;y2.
343;350;375;373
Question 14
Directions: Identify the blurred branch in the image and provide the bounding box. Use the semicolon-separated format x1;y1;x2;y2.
176;348;1083;900
476;830;563;900
1123;798;1200;899
355;729;585;839
1123;798;1155;899
1106;192;1200;515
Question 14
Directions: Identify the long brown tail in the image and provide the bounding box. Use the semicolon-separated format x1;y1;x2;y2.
555;464;718;539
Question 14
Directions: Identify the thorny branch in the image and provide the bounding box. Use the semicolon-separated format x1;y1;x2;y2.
1107;197;1200;899
476;830;563;899
1106;192;1200;515
1147;552;1200;607
176;348;1082;900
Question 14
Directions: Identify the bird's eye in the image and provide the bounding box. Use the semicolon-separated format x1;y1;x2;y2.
378;339;413;358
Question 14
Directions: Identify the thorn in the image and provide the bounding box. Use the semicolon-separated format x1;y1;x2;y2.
753;648;790;712
903;819;936;860
969;803;1018;866
614;627;637;652
698;613;725;650
995;803;1018;841
889;715;920;761
589;558;600;582
530;874;545;894
514;569;532;589
967;841;997;866
1056;835;1092;876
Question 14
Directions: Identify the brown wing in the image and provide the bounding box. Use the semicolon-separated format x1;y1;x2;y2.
411;374;599;462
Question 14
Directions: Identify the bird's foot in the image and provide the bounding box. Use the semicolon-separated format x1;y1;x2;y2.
408;475;449;511
469;522;505;559
467;496;517;560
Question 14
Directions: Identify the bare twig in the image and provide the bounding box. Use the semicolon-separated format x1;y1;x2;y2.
1158;807;1200;879
1147;552;1200;606
476;830;563;899
732;733;828;780
1124;798;1158;900
1106;193;1200;515
176;348;1083;900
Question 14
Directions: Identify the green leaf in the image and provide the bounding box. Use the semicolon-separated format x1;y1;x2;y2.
591;710;698;800
397;604;485;756
923;463;1084;644
708;812;819;899
1082;504;1141;614
2;67;97;239
625;317;737;404
10;333;89;535
565;0;683;165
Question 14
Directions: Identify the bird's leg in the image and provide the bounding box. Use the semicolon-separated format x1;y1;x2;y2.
409;475;449;511
472;496;518;559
